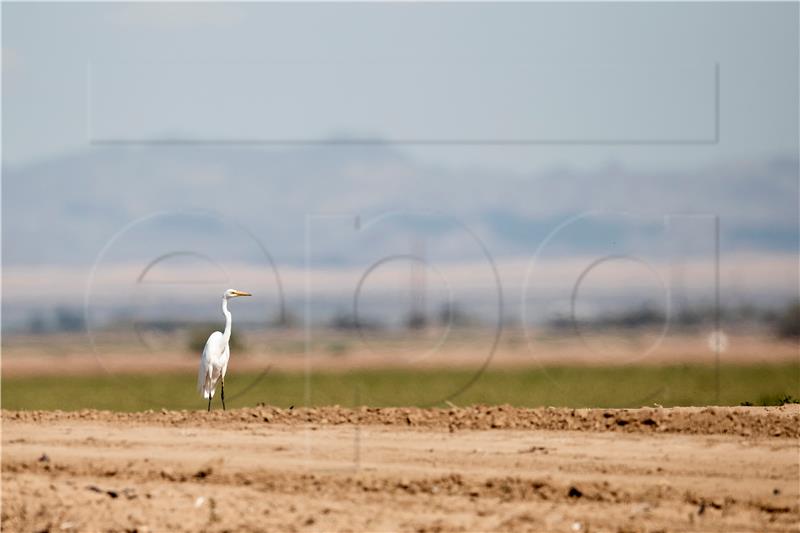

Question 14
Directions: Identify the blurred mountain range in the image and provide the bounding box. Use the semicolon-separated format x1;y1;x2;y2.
2;145;797;332
3;144;797;267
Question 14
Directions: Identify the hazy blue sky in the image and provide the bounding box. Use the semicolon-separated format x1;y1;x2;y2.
3;2;798;171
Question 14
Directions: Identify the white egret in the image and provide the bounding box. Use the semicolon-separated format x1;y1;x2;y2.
197;289;251;411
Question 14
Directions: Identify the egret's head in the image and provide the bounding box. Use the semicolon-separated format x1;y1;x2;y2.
224;289;252;299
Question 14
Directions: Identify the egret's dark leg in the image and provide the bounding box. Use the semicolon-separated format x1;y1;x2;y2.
221;377;226;411
207;394;212;412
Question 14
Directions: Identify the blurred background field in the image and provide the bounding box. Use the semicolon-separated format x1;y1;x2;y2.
3;363;798;412
3;322;797;411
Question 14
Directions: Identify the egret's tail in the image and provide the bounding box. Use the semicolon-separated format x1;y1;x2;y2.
197;366;216;399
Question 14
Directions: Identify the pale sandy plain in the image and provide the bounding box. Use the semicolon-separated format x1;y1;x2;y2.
2;405;799;533
3;330;798;377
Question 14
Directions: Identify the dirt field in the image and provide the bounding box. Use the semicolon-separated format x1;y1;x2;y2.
2;406;799;532
3;331;797;378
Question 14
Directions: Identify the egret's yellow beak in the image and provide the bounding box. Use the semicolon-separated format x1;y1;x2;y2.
232;290;252;297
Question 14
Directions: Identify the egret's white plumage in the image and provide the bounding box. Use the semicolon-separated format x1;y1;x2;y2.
197;331;227;399
197;289;251;410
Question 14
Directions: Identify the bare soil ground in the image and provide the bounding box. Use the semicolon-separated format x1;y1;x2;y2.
3;331;797;377
2;406;799;532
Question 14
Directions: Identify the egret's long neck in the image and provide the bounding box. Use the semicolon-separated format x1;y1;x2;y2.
222;297;232;343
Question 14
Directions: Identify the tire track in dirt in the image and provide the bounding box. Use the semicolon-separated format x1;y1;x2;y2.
4;455;796;517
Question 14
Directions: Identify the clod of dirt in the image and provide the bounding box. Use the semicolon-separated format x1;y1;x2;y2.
759;503;792;514
520;445;548;454
86;485;119;499
568;486;583;498
37;453;50;463
194;467;213;479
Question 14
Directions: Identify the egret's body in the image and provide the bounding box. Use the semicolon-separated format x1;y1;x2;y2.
197;289;251;411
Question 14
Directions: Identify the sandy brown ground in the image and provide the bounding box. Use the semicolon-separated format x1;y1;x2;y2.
3;331;797;377
2;406;799;533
